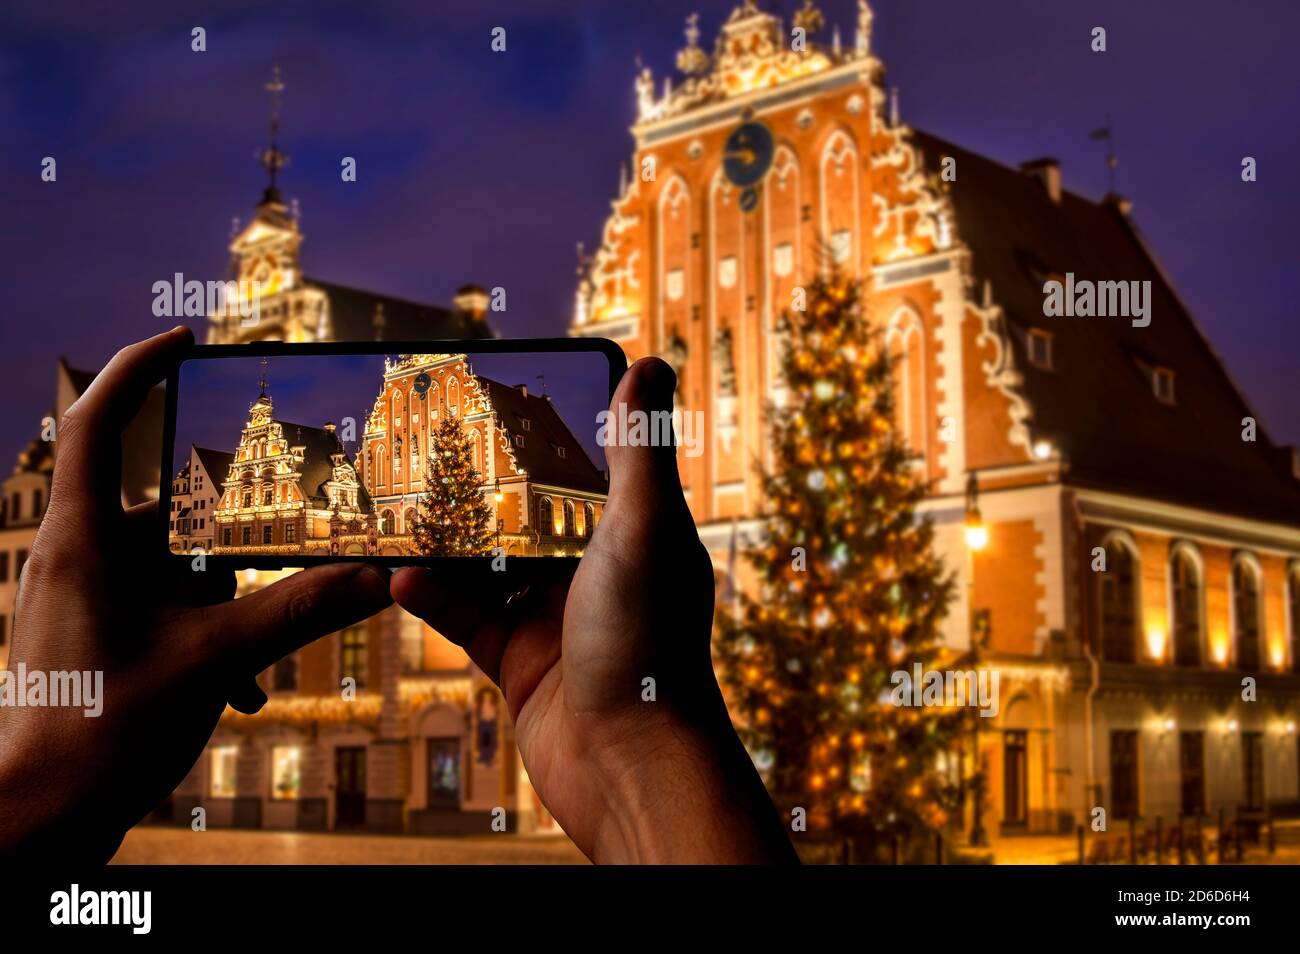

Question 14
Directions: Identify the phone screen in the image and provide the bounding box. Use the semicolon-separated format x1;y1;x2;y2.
163;341;623;567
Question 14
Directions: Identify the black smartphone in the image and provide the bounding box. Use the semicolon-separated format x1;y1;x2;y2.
160;338;626;572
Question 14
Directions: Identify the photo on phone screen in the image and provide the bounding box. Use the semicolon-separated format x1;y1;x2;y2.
164;344;621;564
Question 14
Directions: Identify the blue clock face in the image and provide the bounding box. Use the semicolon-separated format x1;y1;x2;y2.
413;372;431;399
723;120;775;188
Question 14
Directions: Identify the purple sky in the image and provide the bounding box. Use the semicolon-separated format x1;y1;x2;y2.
1;0;1297;464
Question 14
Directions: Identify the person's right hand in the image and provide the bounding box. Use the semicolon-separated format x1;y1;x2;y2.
392;358;797;863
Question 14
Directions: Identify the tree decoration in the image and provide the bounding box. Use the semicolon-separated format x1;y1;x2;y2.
410;413;494;556
714;268;959;861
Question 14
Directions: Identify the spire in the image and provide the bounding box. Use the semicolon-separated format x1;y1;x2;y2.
856;0;874;56
258;356;269;398
256;65;290;207
675;13;709;76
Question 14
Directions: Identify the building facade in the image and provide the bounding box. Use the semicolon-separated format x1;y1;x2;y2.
360;353;607;556
570;1;1300;837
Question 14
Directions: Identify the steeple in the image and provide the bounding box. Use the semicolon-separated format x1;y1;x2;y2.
256;65;290;208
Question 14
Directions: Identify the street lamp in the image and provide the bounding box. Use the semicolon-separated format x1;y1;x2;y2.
494;477;503;504
965;471;989;847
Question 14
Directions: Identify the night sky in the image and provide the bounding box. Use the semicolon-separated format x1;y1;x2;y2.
1;0;1297;466
174;351;611;476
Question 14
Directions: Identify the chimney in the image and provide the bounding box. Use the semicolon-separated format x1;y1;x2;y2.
1020;157;1061;204
453;283;490;321
514;383;528;398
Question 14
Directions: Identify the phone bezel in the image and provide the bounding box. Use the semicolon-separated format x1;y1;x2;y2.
159;337;627;572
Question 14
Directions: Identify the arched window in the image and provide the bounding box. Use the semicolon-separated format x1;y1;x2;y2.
1232;556;1263;670
584;503;595;539
375;446;386;486
392;388;404;426
563;499;576;537
428;382;440;420
538;496;553;536
410;434;419;474
470;430;482;474
404;508;416;534
885;309;925;454
448;377;460;417
1098;534;1139;663
380;509;395;535
1289;566;1300;675
1170;544;1202;667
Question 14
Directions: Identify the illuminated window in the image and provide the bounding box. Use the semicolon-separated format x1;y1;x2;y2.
340;624;367;689
285;524;296;545
584;503;595;539
1232;558;1262;670
1171;545;1202;667
270;746;301;801
538;497;553;535
242;526;252;546
1290;569;1300;675
1098;536;1138;663
210;746;238;799
563;499;576;536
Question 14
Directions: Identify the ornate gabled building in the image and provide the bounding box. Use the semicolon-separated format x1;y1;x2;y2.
208;380;375;556
169;445;235;555
360;353;607;556
571;1;1300;841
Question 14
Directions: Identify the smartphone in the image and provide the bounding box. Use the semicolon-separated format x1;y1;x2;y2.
160;339;626;572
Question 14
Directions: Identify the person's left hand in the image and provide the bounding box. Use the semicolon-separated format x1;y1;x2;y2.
0;326;393;862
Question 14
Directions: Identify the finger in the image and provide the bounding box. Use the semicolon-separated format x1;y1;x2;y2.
599;357;695;551
50;326;194;525
125;499;237;605
227;679;268;715
200;563;392;676
390;568;567;690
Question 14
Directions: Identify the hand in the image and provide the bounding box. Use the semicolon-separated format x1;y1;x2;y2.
0;327;393;862
392;358;797;863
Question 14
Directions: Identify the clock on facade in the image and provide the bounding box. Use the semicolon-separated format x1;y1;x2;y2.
723;117;774;214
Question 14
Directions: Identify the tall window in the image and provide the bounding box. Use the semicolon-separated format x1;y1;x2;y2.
1232;558;1262;670
1289;569;1300;675
210;746;238;799
538;497;554;535
270;746;301;801
242;526;252;546
584;503;595;539
1099;539;1138;663
1109;730;1139;819
404;508;416;534
1171;547;1202;667
262;525;272;545
1242;732;1264;811
885;311;924;454
285;523;296;545
340;624;367;689
563;500;576;537
1178;731;1205;817
448;378;460;417
380;510;395;535
272;653;298;692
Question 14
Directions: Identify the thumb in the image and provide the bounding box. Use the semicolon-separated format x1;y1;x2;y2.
602;357;691;534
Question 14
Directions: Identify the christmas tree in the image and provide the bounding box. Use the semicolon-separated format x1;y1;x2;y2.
410;413;495;556
714;268;960;861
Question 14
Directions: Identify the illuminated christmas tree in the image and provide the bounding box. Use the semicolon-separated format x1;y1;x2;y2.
714;269;960;860
410;413;495;556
